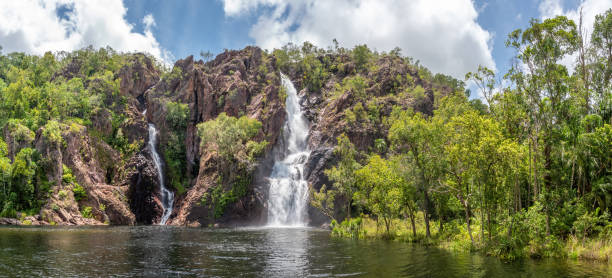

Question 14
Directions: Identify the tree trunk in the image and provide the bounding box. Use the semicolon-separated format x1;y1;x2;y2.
487;208;492;242
465;203;475;246
407;206;416;238
423;190;431;238
347;200;351;220
544;142;552;237
384;217;390;236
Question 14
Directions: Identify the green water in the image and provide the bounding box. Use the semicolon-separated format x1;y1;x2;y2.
0;226;609;277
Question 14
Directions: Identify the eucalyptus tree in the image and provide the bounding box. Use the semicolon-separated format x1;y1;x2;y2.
389;109;445;238
506;16;580;235
354;155;403;236
324;134;361;220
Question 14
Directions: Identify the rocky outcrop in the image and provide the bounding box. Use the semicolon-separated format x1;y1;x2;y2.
122;152;163;224
33;123;136;225
2;53;162;226
146;47;286;226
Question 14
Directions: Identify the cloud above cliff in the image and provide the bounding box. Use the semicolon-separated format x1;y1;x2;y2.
222;0;496;78
0;0;171;62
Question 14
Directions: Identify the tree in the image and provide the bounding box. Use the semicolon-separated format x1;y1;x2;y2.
390;154;419;238
310;185;337;221
10;148;38;211
197;113;268;220
443;110;506;245
200;50;214;62
590;9;612;122
389;110;444;237
465;65;496;113
352;44;372;72
324;134;361;220
197;112;266;166
507;16;579;235
354;155;402;236
164;101;190;193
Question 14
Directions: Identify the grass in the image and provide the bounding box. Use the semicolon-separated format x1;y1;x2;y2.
566;235;612;262
338;213;612;263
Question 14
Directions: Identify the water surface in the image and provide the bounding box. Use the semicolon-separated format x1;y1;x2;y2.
0;226;609;277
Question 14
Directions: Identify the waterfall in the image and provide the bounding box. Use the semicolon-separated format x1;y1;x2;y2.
144;110;174;225
267;73;311;227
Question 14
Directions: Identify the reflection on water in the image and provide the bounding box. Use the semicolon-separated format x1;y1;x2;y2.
0;226;609;277
261;227;309;276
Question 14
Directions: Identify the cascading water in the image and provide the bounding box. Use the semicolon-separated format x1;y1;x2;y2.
144;110;174;225
267;73;311;227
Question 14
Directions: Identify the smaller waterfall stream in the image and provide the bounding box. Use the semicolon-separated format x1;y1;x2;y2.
144;110;174;225
267;73;310;227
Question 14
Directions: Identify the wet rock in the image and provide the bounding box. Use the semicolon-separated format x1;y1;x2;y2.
123;152;163;224
0;218;21;225
304;147;335;192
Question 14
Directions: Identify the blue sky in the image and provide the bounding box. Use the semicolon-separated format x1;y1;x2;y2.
0;0;609;88
119;0;600;77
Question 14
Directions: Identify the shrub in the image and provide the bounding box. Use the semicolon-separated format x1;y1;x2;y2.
331;217;365;239
81;206;93;218
58;190;67;199
72;183;86;201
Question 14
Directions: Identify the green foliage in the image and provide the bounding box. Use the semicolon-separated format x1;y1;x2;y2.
200;171;251;219
331;217;365;239
72;183;86;201
300;53;328;92
310;185;337;221
197;112;265;163
197;113;267;220
58;190;67;199
81;206;93;219
163;101;190;194
352;45;372;72
161;66;183;82
324;134;361;220
62;164;75;184
354;155;403;235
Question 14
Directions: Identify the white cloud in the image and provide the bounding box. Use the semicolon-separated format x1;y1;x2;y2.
539;0;612;71
0;0;171;62
143;14;156;30
221;0;496;79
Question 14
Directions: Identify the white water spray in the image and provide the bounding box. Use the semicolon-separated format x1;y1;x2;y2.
144;110;174;225
267;73;311;227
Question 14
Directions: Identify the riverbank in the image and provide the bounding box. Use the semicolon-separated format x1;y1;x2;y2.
331;216;612;263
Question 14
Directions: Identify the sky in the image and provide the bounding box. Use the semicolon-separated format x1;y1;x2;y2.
0;0;610;97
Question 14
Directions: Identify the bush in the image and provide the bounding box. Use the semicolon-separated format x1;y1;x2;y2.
81;206;93;218
72;183;86;201
573;208;606;239
352;45;372;71
331;217;365;239
58;190;67;199
62;164;75;184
